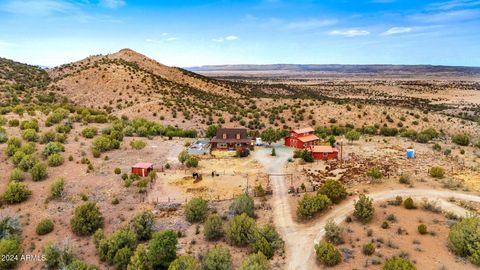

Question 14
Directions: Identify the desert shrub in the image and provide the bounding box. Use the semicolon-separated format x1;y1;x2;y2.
230;193;255;217
381;221;390;229
55;124;72;134
130;211;155;241
238;252;270;270
476;141;480;149
0;132;8;143
324;219;344;245
429;166;445;179
296;193;331;219
432;143;442;151
0;216;22;240
399;174;410;185
254;184;266;197
318;179;347;204
367;168;383;179
251;236;274;259
417;224;427;235
70;202;104;236
36;218;54;235
20;119;39;131
18;154;39;171
130;139;146;150
201;245;232;270
226;213;258;246
66;260;99;270
9;168;25;181
448;216;480;266
353;194;374;223
43;142;65;157
3;181;32;204
168;255;200;270
185;157;199;168
92;135;120;153
22;128;38;142
8;119;19;127
178;150;190;164
43;242;73;269
147;230;178;269
114;168;121;174
379;127;398;137
6;137;21;156
127;244;152;270
185;197;208;223
48;153;64;167
314;241;341;266
11;150;26;166
404;197;416;209
293;149;314;162
452;133;470;146
82;127;98;138
204;214;224;241
382;257;416;270
95;227;137;267
49;177;65;199
345;130;360;142
20;142;36;154
31;162;48;181
362;243;375;255
0;239;22;269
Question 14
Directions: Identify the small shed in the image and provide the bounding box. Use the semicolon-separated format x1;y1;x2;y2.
132;162;154;177
309;146;339;160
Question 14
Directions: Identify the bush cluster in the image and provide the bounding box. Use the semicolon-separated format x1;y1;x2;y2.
353;194;374;223
448;216;480;266
314;241;341;266
36;218;54;235
318;179;347;204
297;193;331;219
70;202;104;236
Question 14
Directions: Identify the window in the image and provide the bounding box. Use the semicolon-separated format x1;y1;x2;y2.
222;133;227;139
236;133;240;139
323;152;328;157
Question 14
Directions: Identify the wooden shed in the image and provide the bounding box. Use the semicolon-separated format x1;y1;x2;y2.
309;146;339;160
131;162;154;177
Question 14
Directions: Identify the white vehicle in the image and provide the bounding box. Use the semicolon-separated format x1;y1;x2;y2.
255;137;263;146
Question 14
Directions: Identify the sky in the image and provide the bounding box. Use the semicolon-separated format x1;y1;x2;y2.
0;0;480;67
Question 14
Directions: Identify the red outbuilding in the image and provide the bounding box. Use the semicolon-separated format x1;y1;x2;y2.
309;145;339;160
284;127;320;149
132;162;154;177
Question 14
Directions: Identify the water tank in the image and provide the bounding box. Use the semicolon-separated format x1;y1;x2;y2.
406;149;415;159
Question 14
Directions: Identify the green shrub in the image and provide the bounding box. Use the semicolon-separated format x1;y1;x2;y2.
22;128;38;142
381;221;390;229
418;224;427;235
452;133;470;146
82;127;98;138
114;168;121;174
9;168;25;182
448;216;480;266
130;211;155;241
318;179;347;204
429;166;445;179
20;119;39;131
130;139;146;150
48;153;64;167
20;142;36;154
353;194;374;223
18;154;39;171
362;243;375;255
185;157;199;168
367;168;383;179
201;245;232;270
229;193;255;217
70;202;104;236
178;150;190;164
238;252;270;270
185;197;208;223
31;163;48;181
128;244;152;270
11;150;26;166
0;239;22;269
296;193;331;219
3;181;32;204
314;241;341;266
6;137;21;156
324;219;344;245
147;230;178;269
168;255;200;270
399;175;410;185
49;177;65;199
36;218;54;235
383;257;416;270
96;227;137;266
43;142;65;157
432;143;442;151
204;214;224;241
0;132;8;143
226;213;258;246
8;119;19;127
404;197;416;209
293;149;314;162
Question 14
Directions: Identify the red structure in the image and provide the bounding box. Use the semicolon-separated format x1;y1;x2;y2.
284;127;320;149
131;162;154;177
309;146;339;160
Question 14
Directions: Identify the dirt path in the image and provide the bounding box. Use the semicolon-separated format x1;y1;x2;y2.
252;145;480;270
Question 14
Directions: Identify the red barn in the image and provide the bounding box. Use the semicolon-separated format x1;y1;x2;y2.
132;162;154;177
284;127;319;149
309;146;339;160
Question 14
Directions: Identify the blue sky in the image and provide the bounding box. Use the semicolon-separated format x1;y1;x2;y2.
0;0;479;67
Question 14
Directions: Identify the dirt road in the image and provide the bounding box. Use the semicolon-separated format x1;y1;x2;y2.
252;145;480;270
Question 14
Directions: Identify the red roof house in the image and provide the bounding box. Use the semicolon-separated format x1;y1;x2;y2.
309;146;339;160
284;127;319;149
132;162;154;177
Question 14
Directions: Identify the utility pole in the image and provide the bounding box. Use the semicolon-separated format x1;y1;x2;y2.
340;139;343;168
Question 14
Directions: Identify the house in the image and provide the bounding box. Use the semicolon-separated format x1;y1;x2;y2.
210;127;252;151
309;145;339;160
132;162;154;177
284;127;320;149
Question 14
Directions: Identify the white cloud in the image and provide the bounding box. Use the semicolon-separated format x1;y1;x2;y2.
285;18;337;30
165;37;178;42
0;0;76;15
410;8;480;22
224;35;239;41
99;0;126;9
381;27;412;36
429;0;480;10
212;35;240;42
329;29;370;37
